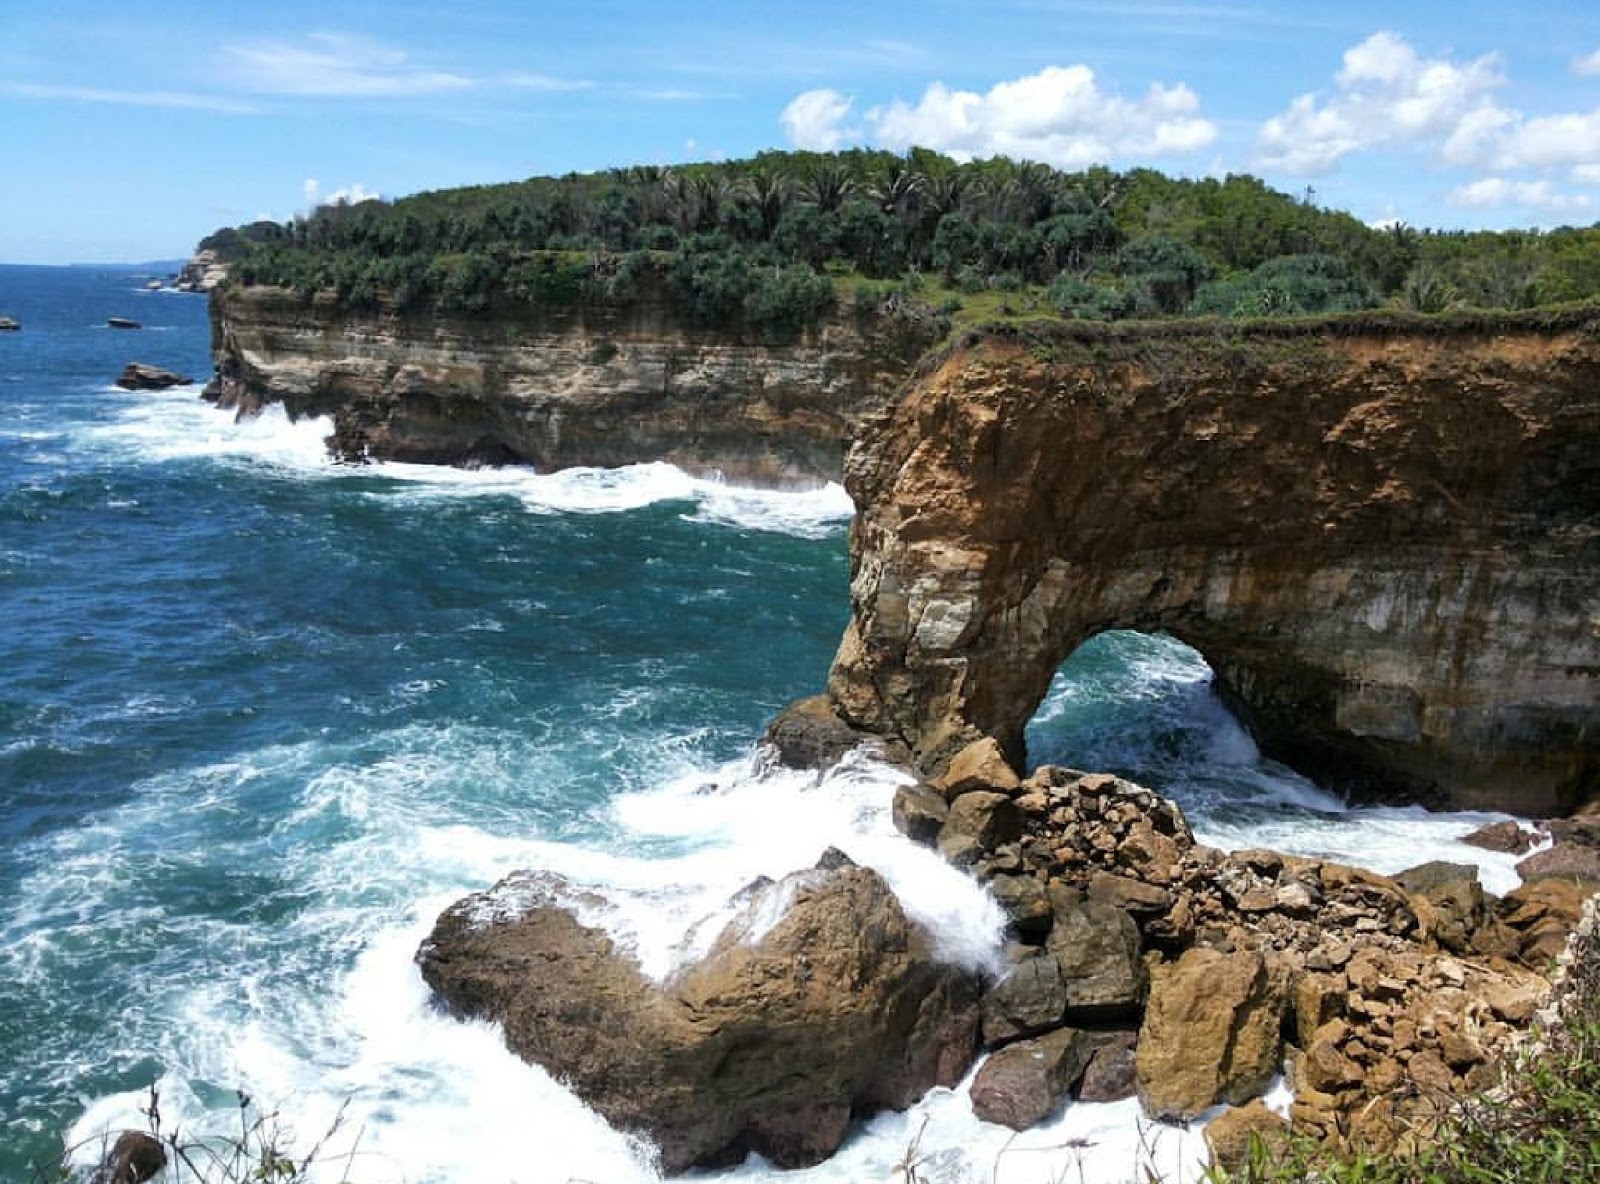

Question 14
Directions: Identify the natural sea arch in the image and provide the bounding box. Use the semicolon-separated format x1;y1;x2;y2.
825;318;1600;815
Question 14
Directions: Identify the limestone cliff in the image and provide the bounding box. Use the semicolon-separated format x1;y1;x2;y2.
207;286;939;484
827;311;1600;815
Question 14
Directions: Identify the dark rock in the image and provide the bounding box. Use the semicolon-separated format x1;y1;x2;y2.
1076;1029;1139;1102
1393;861;1480;895
1517;840;1600;884
762;694;904;770
88;1131;166;1184
417;864;981;1172
982;951;1068;1046
938;791;1022;867
987;873;1053;936
107;317;141;329
969;1027;1094;1131
1460;819;1537;855
892;783;949;846
115;363;195;390
1046;898;1145;1021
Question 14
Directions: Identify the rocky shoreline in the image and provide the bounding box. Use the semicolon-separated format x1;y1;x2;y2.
411;725;1598;1173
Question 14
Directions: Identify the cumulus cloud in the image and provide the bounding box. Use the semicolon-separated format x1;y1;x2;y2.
304;178;380;208
780;66;1214;167
1448;177;1592;214
780;89;858;151
1257;32;1505;174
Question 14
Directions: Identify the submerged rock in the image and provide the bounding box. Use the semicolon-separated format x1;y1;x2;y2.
417;857;981;1172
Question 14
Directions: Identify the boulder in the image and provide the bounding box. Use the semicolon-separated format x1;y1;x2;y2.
761;694;902;770
1460;819;1537;855
987;873;1053;935
938;791;1022;867
418;860;981;1172
1204;1100;1290;1174
1136;947;1288;1120
88;1132;166;1184
932;736;1020;800
1076;1029;1139;1102
1517;817;1600;883
891;783;948;846
1047;897;1145;1021
982;950;1068;1046
1394;862;1491;955
115;363;195;390
970;1026;1094;1131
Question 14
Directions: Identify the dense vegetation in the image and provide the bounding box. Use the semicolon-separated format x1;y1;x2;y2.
204;149;1600;331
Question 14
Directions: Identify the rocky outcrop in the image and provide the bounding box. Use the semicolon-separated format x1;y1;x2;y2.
207;284;940;483
890;745;1578;1149
828;313;1600;814
416;856;981;1173
115;363;194;390
175;249;228;293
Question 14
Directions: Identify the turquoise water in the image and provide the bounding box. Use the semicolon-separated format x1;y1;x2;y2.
0;266;1524;1184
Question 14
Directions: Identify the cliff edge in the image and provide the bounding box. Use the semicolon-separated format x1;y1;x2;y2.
826;311;1600;815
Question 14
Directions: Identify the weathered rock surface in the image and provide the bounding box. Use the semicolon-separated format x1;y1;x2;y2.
208;284;939;482
826;315;1600;814
1516;816;1600;883
115;363;195;390
1204;1100;1290;1173
969;1026;1094;1130
416;859;981;1172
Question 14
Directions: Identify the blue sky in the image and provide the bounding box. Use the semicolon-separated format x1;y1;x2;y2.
2;1;1597;263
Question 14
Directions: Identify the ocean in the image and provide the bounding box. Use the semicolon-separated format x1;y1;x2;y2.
0;264;1531;1184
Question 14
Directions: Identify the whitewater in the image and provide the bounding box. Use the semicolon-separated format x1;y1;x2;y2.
0;266;1530;1184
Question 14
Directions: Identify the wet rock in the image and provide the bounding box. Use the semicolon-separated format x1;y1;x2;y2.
1047;897;1145;1021
982;951;1067;1046
88;1132;166;1184
1076;1029;1139;1102
988;873;1053;936
761;694;901;770
1460;819;1538;855
891;783;949;846
1136;947;1288;1120
938;791;1022;867
115;363;194;390
1517;818;1600;883
418;863;981;1172
969;1027;1094;1131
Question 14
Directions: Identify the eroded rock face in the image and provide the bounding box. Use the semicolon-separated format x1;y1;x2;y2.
828;316;1600;814
417;859;981;1173
208;285;938;484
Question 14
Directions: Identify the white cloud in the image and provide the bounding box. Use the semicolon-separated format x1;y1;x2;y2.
1257;31;1505;174
1575;48;1600;77
781;66;1214;167
304;178;380;209
0;80;255;113
1448;177;1592;214
224;33;474;98
780;88;857;151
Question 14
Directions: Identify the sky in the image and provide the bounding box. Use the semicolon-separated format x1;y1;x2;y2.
2;1;1598;263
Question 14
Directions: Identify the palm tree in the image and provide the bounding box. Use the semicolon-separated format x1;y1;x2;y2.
801;160;858;214
740;168;795;240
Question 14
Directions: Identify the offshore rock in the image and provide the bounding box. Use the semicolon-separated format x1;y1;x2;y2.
416;860;981;1172
115;363;194;390
207;283;938;483
826;313;1600;813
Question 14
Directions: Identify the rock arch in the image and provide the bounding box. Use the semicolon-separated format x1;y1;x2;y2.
826;316;1600;815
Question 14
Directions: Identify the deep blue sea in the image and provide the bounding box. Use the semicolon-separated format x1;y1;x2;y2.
0;265;1528;1184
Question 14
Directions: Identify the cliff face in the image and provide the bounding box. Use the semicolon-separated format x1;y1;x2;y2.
827;315;1600;815
208;286;938;484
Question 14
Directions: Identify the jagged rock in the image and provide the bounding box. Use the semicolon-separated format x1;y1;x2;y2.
1204;1100;1290;1174
1047;897;1144;1021
761;694;901;770
1076;1029;1139;1102
1499;879;1592;962
1088;870;1172;915
931;736;1020;801
987;873;1054;935
891;783;949;846
826;321;1600;815
938;791;1022;867
1395;862;1491;955
88;1132;166;1184
417;862;981;1172
115;363;194;390
1461;819;1538;855
969;1027;1095;1131
982;951;1068;1046
1517;817;1600;883
1136;947;1288;1120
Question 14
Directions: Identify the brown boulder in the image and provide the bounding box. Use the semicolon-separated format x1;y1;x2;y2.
932;736;1021;800
1460;819;1537;855
88;1132;167;1184
1517;820;1600;883
938;791;1022;867
1204;1100;1290;1174
1136;947;1288;1120
969;1027;1095;1131
891;783;949;846
417;861;981;1172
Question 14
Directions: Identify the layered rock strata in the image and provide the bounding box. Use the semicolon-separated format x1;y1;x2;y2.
207;285;939;483
828;313;1600;814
